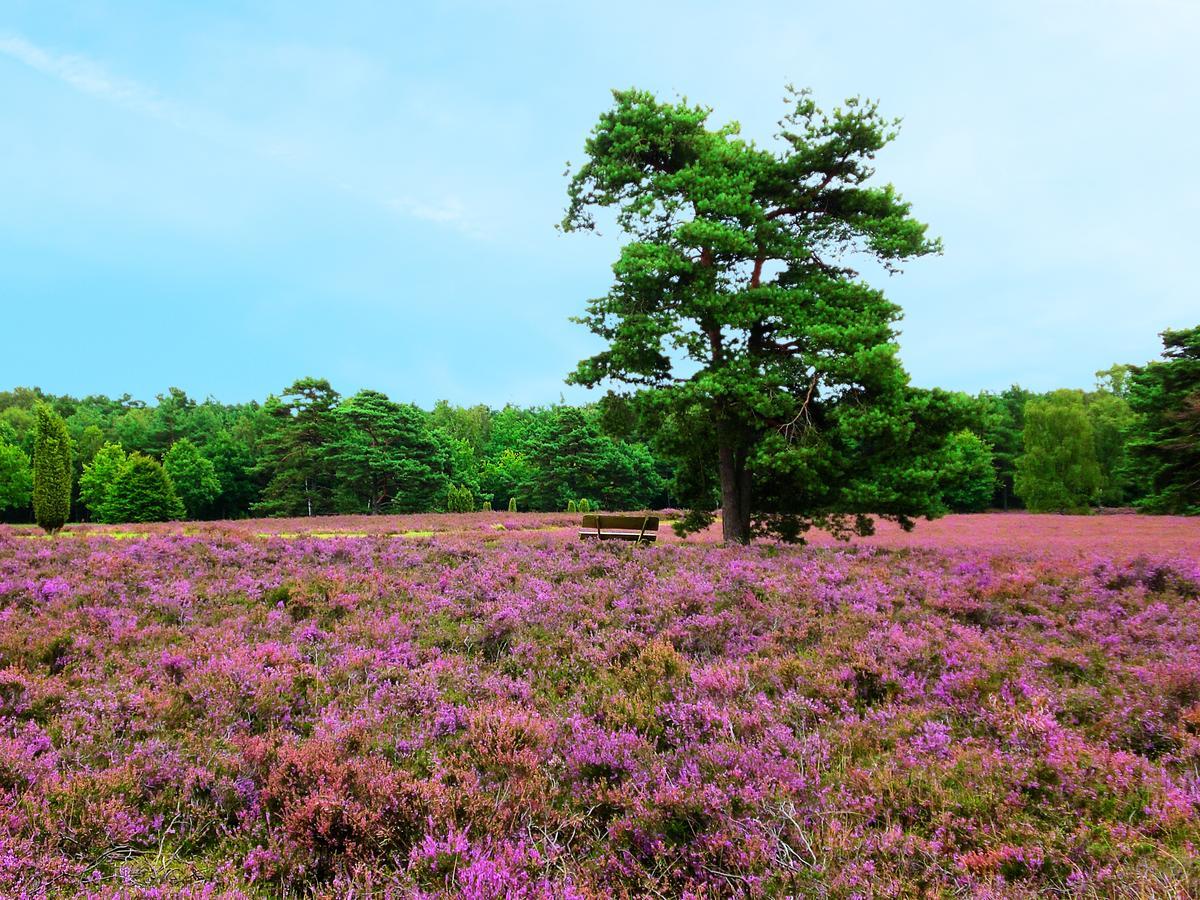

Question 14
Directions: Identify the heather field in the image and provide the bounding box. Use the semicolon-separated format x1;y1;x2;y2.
1;515;1199;898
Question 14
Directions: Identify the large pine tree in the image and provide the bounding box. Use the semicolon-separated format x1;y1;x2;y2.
563;87;955;543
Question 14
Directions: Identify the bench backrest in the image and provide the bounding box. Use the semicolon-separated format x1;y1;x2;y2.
581;514;660;533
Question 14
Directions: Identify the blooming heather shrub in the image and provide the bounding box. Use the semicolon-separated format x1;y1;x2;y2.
0;518;1198;896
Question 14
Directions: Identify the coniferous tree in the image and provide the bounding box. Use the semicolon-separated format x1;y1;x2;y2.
563;87;950;543
32;404;72;533
1126;326;1200;514
105;453;186;523
332;390;449;513
253;379;341;517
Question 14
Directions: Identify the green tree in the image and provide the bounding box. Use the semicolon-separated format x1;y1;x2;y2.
1014;390;1101;513
938;430;996;512
79;442;127;522
563;88;947;543
430;401;493;457
163;438;221;519
202;426;258;519
333;390;448;514
105;453;186;523
32;404;72;533
1126;326;1200;514
480;448;534;510
523;407;665;512
973;386;1033;509
1086;391;1137;506
253;378;341;517
148;387;197;455
0;441;33;515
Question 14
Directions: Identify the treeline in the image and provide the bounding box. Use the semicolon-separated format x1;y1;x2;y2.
0;378;669;523
0;326;1196;524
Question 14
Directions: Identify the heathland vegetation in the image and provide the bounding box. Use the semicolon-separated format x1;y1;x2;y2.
2;86;1199;899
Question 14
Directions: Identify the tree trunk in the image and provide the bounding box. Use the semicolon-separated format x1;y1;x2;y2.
717;438;752;544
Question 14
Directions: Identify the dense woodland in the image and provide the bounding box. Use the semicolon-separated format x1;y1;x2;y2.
0;323;1196;525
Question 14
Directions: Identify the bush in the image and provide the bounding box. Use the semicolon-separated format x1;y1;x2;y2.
577;498;591;513
481;500;492;512
566;499;578;513
446;484;475;513
507;497;517;513
32;404;72;533
104;453;186;523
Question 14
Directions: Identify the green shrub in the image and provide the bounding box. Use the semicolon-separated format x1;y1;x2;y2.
32;404;72;534
578;498;591;513
567;499;578;513
446;484;475;513
507;497;517;513
481;500;492;512
105;453;186;523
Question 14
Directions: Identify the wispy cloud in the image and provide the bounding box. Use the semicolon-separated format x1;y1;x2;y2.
0;30;486;238
0;31;185;125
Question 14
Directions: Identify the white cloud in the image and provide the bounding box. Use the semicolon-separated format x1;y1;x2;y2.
0;31;184;125
0;30;489;238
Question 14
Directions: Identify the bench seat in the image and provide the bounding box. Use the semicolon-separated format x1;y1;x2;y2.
578;514;659;543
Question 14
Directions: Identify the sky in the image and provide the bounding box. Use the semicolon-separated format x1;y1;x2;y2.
1;0;1197;408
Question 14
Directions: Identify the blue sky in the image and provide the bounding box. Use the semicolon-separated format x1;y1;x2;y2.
1;1;1196;407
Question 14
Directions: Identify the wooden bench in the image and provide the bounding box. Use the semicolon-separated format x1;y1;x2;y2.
579;514;660;543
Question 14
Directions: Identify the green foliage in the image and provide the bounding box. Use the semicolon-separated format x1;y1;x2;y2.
333;390;449;514
972;387;1033;509
0;441;33;514
566;499;578;513
79;442;127;521
163;438;221;519
481;500;492;512
446;484;475;513
577;498;590;513
522;407;665;512
1086;391;1137;506
563;87;945;543
253;378;341;517
507;497;517;513
1126;326;1200;514
104;453;186;523
480;448;533;511
1014;390;1102;513
32;404;72;533
938;430;996;512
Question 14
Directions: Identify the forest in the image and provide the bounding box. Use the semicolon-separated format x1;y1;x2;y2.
1;324;1196;526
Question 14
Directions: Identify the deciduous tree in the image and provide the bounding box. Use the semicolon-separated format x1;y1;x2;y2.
1014;390;1101;513
164;438;221;519
79;442;127;521
105;453;186;523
